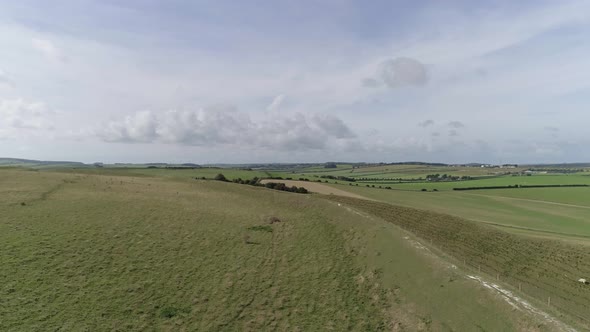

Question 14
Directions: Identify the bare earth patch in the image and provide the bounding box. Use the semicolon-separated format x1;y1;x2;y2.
260;179;367;199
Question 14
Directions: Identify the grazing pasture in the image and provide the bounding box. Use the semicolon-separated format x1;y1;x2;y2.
0;169;545;331
329;183;590;240
325;195;590;330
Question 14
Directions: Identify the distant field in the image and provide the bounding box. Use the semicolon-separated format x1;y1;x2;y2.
53;166;590;239
270;164;590;194
362;174;590;191
58;167;271;181
467;187;590;207
324;183;590;239
279;164;528;180
1;169;543;331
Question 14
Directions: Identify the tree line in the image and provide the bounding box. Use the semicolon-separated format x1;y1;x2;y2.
208;174;309;194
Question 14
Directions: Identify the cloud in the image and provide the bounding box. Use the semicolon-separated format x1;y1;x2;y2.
448;129;459;137
418;119;434;127
448;121;465;128
101;111;158;143
361;78;380;88
0;69;14;88
431;132;440;137
313;114;356;139
266;94;286;111
377;57;428;88
0;98;54;130
31;38;67;62
543;126;559;132
99;106;357;151
362;57;428;89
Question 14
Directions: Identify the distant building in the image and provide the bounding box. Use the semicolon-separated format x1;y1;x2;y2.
500;164;518;168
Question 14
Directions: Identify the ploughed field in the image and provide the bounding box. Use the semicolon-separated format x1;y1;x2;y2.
0;169;555;331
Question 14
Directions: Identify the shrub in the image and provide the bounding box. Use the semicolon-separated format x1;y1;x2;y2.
243;233;251;244
421;188;427;192
214;173;228;182
160;307;179;318
267;216;281;224
296;187;308;194
248;225;273;232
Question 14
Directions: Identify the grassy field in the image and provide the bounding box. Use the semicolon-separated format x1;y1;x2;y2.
0;169;549;331
309;174;590;191
57;165;590;239
358;174;590;191
274;164;529;180
325;195;590;330
323;183;590;240
58;166;271;181
466;187;590;207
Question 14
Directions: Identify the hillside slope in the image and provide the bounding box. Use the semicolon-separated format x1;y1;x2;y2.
0;169;555;331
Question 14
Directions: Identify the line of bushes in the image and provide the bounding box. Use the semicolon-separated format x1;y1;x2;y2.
319;175;356;182
267;176;310;181
453;184;589;191
261;182;309;193
208;174;309;194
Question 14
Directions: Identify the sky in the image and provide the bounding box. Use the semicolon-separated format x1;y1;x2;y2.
1;0;589;164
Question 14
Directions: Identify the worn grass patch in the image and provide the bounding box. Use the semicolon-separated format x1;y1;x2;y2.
247;225;273;232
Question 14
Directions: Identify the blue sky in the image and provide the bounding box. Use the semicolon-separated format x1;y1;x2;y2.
1;0;589;163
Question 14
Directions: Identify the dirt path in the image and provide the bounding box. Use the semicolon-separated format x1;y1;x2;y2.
259;179;367;199
466;275;577;332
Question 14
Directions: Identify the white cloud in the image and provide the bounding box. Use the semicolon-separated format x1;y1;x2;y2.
418;120;434;127
313;114;356;139
1;1;589;163
0;98;54;130
31;38;67;62
368;57;428;88
98;106;357;151
448;121;465;128
266;94;286;111
101;111;158;143
0;69;14;88
361;78;380;88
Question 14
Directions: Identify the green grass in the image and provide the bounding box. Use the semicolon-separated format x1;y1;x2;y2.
325;195;590;330
0;169;541;331
61;165;590;239
284;164;529;181
337;174;590;191
57;166;270;181
327;183;590;239
468;187;590;207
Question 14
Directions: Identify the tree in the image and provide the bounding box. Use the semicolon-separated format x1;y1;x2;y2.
214;173;228;182
324;162;337;169
296;187;308;194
